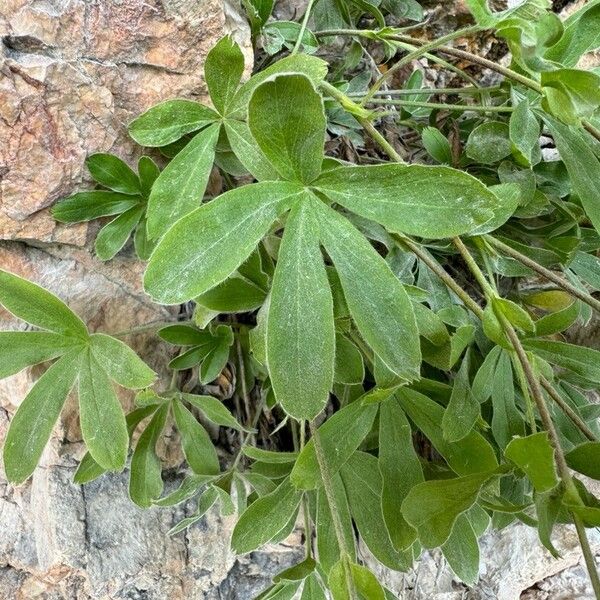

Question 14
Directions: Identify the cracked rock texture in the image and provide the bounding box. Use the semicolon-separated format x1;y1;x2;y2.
0;0;599;599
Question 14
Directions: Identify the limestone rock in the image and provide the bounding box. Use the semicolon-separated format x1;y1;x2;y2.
0;0;251;243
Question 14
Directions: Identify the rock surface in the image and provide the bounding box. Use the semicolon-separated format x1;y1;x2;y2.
0;0;599;598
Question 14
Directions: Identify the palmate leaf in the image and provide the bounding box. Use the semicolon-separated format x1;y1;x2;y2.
341;452;413;570
267;198;335;420
78;350;129;471
205;35;245;115
314;201;421;381
291;401;378;490
231;476;303;553
0;270;155;484
248;73;326;184
144;182;305;304
0;332;81;379
85;153;141;195
3;350;83;484
313;163;508;239
147;123;220;240
0;269;88;339
95;205;144;261
128;99;219;147
402;470;497;548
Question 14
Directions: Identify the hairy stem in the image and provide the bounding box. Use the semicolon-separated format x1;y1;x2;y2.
362;25;481;104
292;0;316;55
371;99;513;112
540;378;597;442
484;235;600;314
310;420;357;598
454;238;600;593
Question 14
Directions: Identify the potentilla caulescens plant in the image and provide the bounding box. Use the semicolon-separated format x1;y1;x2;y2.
3;0;600;597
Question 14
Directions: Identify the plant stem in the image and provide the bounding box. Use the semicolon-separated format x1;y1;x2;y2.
292;0;316;55
393;234;485;318
387;33;543;93
454;238;600;594
371;99;513;113
347;86;501;97
484;235;600;314
309;420;357;599
362;25;481;104
299;421;313;558
111;320;180;338
320;80;407;162
574;513;600;599
540;378;597;442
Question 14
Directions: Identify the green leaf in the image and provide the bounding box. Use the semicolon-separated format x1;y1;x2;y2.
441;513;480;585
128;99;219;146
505;432;558;492
334;334;365;385
523;339;600;386
196;272;267;313
316;473;356;574
147;123;220;240
543;116;600;235
168;486;220;534
534;485;563;558
472;345;502;403
466;122;512;165
315;201;420;381
535;300;580;336
223;119;280;181
89;333;156;389
541;69;600;124
199;338;231;384
230;54;328;117
85;153;141;195
329;562;386;600
52;191;141;223
491;350;525;448
314;164;503;238
0;332;81;379
267;199;334;420
158;324;210;345
379;397;423;551
144;181;303;304
545;2;600;67
290;401;378;490
243;447;297;463
301;574;327;600
274;557;316;583
182;394;249;432
0;270;88;339
396;388;498;475
74;405;157;485
402;470;496;548
442;352;480;442
422;126;452;164
249;74;325;184
341;452;413;570
129;403;168;507
172;399;220;475
205;36;245;115
570;251;600;291
95;205;144;261
231;476;303;553
509;101;540;166
3;350;82;484
493;297;535;334
138;156;160;198
565;442;600;480
154;473;215;507
78;350;128;471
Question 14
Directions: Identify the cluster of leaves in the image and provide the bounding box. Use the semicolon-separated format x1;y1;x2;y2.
3;0;600;598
